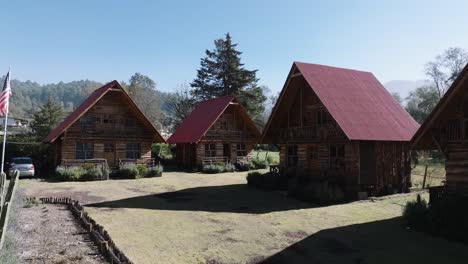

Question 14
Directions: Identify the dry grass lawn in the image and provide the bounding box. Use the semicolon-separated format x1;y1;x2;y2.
19;170;468;264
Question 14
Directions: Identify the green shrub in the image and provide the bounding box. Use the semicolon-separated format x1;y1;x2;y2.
237;162;254;171
252;159;269;169
136;164;148;176
403;194;429;230
146;165;163;177
214;161;225;167
82;167;102;181
152;143;172;159
202;164;225;174
119;164;140;179
55;166;85;181
246;171;263;186
224;163;236;172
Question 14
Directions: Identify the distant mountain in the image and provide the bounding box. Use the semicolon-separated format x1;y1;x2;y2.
384;80;429;101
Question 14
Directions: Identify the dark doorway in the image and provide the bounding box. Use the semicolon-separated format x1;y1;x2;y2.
223;143;231;161
360;141;376;185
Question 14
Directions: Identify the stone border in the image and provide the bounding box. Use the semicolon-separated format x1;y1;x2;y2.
26;197;133;264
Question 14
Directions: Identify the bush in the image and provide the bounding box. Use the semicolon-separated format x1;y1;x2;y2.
246;171;263;187
202;164;225;174
247;172;288;190
81;167;103;181
146;165;163;177
119;164;140;179
224;163;236;172
403;194;429;231
252;159;269;169
136;164;148;176
55;166;85;181
237;162;254;171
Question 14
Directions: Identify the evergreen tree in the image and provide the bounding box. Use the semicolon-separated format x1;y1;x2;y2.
30;97;64;140
191;33;267;127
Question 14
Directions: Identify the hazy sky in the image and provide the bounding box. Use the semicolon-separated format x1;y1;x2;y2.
1;0;468;93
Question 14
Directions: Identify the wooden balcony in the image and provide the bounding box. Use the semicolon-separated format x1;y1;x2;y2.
275;124;344;142
204;130;254;141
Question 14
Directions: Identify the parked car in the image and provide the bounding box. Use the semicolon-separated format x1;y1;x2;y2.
8;157;35;178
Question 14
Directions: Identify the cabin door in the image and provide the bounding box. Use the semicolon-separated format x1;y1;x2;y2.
223;144;231;162
104;143;116;167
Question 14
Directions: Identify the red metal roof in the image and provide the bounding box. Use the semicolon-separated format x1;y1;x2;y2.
167;96;260;144
44;80;165;143
265;62;419;141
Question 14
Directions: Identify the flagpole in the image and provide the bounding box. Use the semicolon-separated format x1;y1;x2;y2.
0;67;10;189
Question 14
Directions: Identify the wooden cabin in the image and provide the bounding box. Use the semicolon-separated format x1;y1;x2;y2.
44;80;166;168
167;96;261;168
412;63;468;194
260;62;419;198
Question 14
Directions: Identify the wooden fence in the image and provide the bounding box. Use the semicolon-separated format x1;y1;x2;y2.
29;197;133;264
0;170;20;250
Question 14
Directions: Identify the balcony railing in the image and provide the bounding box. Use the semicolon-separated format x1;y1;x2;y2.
275;124;344;142
204;130;253;140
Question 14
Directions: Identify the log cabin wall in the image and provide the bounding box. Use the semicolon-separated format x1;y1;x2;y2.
185;104;257;166
58;90;154;167
374;141;410;194
272;76;410;198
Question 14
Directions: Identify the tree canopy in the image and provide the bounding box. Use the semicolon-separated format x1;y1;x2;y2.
191;33;267;127
30;97;64;140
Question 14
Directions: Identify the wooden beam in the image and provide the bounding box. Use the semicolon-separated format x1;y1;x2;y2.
291;73;302;78
430;131;447;158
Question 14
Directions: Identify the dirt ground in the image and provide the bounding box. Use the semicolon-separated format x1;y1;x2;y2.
18;170;468;264
0;190;107;264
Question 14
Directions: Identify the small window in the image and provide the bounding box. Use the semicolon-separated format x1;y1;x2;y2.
76;142;94;159
286;145;298;167
236;143;246;157
79;117;93;124
126;143;141;159
103;114;113;124
219;120;228;130
330;144;345;169
309;146;319;160
317;110;330;125
205;143;216;157
126;118;136;127
447;119;461;141
104;144;114;153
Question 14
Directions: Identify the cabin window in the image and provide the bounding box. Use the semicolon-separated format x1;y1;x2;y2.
125;118;136;127
75;142;94;159
317;110;330;125
447;119;461;141
236;143;247;157
219;120;228;130
104;144;114;153
103;114;113;124
330;144;345;169
205;143;216;157
286;145;298;167
126;143;141;159
79;117;93;124
308;146;319;160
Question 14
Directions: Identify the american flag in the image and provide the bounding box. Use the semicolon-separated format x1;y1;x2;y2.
0;70;12;116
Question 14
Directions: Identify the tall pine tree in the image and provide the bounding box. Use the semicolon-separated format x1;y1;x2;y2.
30;97;64;140
191;33;267;127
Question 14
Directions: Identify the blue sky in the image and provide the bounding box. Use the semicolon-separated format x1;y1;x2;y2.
1;0;468;93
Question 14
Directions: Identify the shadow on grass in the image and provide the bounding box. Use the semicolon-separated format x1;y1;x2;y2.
87;184;317;214
260;217;468;264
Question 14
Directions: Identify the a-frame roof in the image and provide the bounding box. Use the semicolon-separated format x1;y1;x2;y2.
261;62;419;143
167;96;261;144
44;80;165;143
411;63;468;149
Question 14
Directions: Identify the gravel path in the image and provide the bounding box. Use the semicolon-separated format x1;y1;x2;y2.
1;189;107;264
